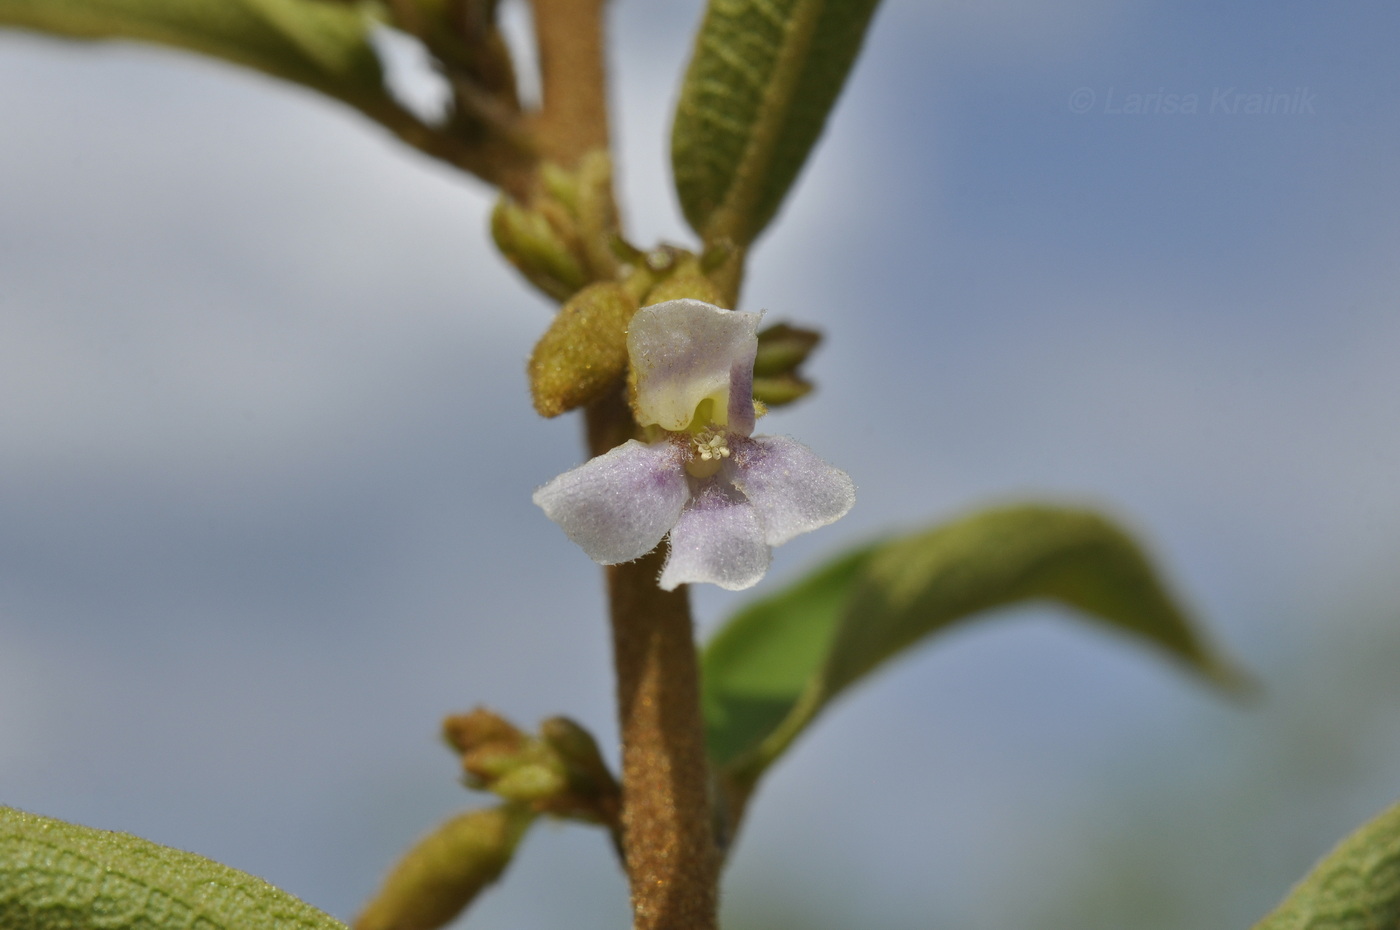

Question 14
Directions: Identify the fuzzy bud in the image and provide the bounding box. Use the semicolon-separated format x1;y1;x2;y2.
540;716;618;794
442;708;525;756
490;198;588;301
489;763;570;803
528;282;638;417
354;806;533;930
749;323;822;407
753;323;821;376
642;255;727;307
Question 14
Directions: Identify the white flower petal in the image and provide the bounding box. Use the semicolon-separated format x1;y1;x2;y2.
533;440;689;564
628;299;762;434
726;435;856;546
659;481;771;591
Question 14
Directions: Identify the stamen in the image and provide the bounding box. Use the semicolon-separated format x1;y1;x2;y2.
684;426;731;478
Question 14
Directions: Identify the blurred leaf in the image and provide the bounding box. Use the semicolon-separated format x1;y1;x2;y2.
702;544;876;768
672;0;882;247
0;805;347;929
1252;798;1400;930
703;504;1244;781
0;0;389;106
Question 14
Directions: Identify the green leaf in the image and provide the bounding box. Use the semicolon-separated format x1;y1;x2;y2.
0;0;388;107
702;543;877;768
702;504;1244;781
671;0;882;247
1253;799;1400;930
0;805;347;929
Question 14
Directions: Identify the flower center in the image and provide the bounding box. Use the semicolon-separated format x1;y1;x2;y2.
684;426;731;479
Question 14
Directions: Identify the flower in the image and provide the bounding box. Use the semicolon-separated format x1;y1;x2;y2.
533;298;855;591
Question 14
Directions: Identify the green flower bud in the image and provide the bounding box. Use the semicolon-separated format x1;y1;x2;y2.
442;708;524;756
528;282;638;418
532;152;619;282
752;373;814;406
642;255;726;307
571;152;621;279
539;716;618;795
753;323;821;376
355;806;533;930
748;323;822;407
462;743;529;785
489;763;570;803
490;198;588;301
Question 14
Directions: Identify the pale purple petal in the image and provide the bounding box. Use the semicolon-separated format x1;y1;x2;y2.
628;299;762;433
725;355;757;437
725;435;856;546
659;481;771;591
533;440;689;564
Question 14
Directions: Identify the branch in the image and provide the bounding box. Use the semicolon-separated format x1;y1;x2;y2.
587;391;719;930
528;0;610;164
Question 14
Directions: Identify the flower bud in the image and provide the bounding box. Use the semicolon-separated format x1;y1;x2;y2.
490;198;588;300
642;255;727;307
528;282;638;417
355;806;533;930
753;323;821;376
462;743;527;785
490;762;570;803
442;707;524;756
544;151;620;280
748;323;821;407
442;710;621;826
540;716;618;794
752;373;813;406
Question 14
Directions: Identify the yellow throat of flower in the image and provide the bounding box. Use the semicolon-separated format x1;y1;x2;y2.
680;399;730;478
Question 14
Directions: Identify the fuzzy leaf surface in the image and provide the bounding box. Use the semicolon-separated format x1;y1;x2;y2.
702;504;1242;779
0;806;347;929
1253;799;1400;930
672;0;882;246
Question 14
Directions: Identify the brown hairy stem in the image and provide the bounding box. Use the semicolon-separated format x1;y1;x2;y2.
587;393;720;930
526;2;721;920
530;0;612;164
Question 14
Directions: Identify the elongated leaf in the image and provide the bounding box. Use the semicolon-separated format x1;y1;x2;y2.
702;543;877;768
702;504;1243;780
0;806;346;929
0;0;387;106
672;0;882;247
1254;799;1400;930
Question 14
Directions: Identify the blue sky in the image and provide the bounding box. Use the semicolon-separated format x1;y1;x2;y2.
3;2;1400;928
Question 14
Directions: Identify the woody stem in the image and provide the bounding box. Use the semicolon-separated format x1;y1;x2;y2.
587;391;720;930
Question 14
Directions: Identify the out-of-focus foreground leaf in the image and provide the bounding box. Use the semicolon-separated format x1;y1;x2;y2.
1253;798;1400;930
0;805;347;929
671;0;882;248
0;0;389;107
702;504;1244;785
